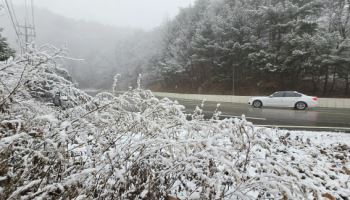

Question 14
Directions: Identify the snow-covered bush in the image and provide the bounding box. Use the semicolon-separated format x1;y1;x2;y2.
0;48;349;199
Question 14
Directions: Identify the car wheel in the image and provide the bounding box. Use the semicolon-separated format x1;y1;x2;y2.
252;100;262;108
295;102;307;110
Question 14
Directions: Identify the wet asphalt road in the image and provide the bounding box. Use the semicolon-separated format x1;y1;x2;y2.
85;91;350;132
171;98;350;132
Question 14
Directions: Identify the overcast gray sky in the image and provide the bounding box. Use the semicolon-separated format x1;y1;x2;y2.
13;0;196;29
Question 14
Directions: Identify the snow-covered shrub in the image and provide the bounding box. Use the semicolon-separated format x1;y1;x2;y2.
0;48;349;199
0;46;90;113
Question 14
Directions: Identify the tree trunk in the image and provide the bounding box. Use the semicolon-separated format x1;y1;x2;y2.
345;72;349;96
232;65;235;95
328;66;337;96
293;67;302;90
322;66;329;96
189;61;195;91
312;72;319;95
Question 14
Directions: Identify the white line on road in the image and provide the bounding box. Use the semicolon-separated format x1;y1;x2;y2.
220;114;267;121
257;125;350;130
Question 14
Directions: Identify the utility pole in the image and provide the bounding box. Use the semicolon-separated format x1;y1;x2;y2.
18;0;35;52
18;24;35;51
5;0;36;53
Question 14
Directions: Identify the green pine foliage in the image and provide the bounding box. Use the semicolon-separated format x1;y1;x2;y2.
0;28;15;61
150;0;350;97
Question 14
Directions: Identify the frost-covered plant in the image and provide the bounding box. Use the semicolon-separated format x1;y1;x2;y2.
0;47;349;200
112;74;121;95
0;45;90;112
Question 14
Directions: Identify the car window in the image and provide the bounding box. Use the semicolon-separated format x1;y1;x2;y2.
271;92;284;97
293;93;302;97
285;92;302;97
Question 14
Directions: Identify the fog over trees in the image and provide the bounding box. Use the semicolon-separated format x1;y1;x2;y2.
0;6;162;89
1;0;350;97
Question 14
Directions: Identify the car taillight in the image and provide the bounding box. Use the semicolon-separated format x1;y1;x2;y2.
312;97;318;101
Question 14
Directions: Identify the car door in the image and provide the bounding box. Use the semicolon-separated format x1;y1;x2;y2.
283;92;302;107
265;92;285;107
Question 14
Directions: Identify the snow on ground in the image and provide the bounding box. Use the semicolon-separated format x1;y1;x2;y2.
275;129;350;146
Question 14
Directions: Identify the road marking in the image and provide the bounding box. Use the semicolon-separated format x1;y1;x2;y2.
220;114;267;121
183;111;267;121
313;111;350;117
257;125;350;131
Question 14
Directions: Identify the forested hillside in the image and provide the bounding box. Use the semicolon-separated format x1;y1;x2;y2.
149;0;350;96
0;7;160;89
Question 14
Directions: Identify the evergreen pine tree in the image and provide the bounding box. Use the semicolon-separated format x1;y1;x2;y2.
0;28;15;61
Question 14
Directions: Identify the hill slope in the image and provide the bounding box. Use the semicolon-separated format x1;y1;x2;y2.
0;7;160;89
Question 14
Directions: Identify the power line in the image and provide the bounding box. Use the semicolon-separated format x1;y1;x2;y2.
2;0;36;52
24;0;27;20
31;0;35;38
20;0;36;51
24;0;28;51
2;0;24;50
8;0;20;28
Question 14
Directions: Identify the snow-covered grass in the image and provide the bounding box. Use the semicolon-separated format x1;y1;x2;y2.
1;48;349;199
284;130;350;146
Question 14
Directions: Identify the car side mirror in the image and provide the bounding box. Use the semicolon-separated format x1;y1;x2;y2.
269;95;273;98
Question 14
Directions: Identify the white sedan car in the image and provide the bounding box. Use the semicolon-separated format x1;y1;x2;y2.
248;91;318;110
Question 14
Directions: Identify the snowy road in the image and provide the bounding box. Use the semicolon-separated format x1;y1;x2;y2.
174;98;350;132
